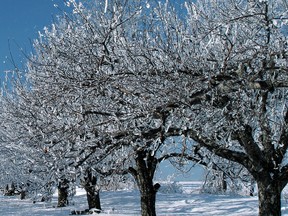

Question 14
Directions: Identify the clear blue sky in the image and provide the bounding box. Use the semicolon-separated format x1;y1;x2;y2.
0;0;188;78
0;0;66;79
0;0;188;76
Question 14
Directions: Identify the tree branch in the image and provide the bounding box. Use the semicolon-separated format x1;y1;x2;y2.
158;152;208;167
188;130;249;168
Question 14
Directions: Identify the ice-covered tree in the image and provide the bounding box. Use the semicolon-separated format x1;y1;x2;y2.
0;71;83;205
0;80;61;200
18;1;203;215
162;1;288;215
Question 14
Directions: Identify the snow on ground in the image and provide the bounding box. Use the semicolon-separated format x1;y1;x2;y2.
1;181;288;216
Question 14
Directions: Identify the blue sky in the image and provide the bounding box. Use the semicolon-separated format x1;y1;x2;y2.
0;0;188;79
0;0;65;79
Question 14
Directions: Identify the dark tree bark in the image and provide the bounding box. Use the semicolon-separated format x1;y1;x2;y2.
57;178;69;207
257;180;282;216
20;186;27;200
248;167;286;216
222;173;227;193
82;168;101;212
20;190;26;200
129;149;160;216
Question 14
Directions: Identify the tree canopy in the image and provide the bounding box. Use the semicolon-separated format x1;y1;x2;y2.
0;0;287;215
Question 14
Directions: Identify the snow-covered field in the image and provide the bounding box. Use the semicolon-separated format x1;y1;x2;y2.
1;181;288;216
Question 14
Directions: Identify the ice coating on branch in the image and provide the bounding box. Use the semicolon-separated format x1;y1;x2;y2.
105;0;108;13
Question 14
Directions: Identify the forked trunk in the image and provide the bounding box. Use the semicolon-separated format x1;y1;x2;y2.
257;180;282;216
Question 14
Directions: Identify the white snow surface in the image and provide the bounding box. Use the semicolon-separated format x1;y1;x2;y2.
1;181;288;216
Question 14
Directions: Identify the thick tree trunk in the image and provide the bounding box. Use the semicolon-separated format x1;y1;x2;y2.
129;149;160;216
57;179;69;207
139;183;160;216
82;168;101;211
84;186;101;211
257;180;282;216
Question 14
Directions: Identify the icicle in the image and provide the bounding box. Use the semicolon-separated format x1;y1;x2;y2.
104;0;108;13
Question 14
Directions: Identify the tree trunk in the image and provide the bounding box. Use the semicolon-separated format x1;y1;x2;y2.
82;168;101;212
222;173;227;193
57;179;69;207
19;183;28;200
257;180;282;216
129;149;160;216
84;186;101;211
139;183;160;216
20;189;26;200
